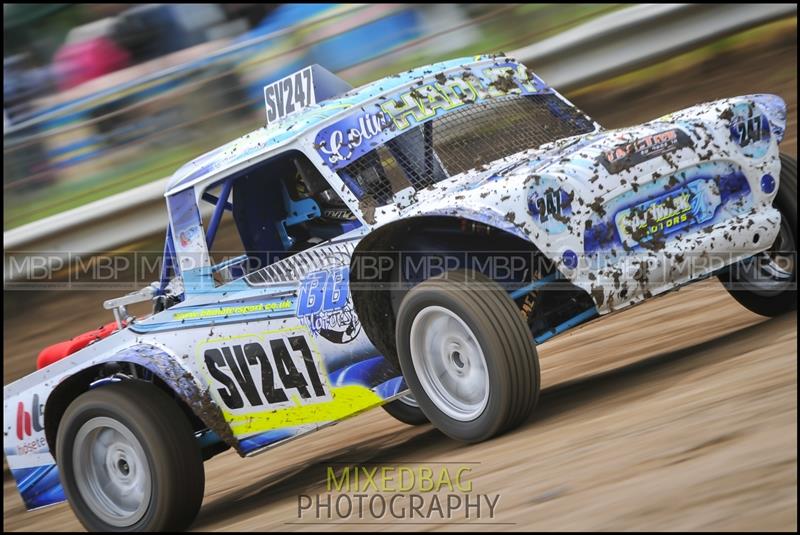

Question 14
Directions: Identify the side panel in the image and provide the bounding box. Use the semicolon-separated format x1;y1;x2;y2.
384;97;784;314
135;235;405;456
4;237;403;510
5;398;63;509
209;237;404;454
4;329;138;510
3;337;235;510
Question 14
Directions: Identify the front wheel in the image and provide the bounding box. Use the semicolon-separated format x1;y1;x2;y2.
722;153;797;316
56;380;205;532
395;270;540;443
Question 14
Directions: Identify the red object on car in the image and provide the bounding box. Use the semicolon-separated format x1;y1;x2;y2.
36;321;123;370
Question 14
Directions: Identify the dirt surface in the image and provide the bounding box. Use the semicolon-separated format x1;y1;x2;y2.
4;283;797;531
3;30;797;532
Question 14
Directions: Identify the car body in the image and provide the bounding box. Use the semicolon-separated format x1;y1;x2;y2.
3;54;793;529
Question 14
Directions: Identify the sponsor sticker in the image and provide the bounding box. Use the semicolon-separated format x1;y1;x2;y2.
172;300;293;321
15;395;48;455
315;62;545;170
298;266;361;344
615;178;720;245
598;128;693;173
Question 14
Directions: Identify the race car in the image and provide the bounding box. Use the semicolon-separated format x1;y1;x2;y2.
4;55;796;531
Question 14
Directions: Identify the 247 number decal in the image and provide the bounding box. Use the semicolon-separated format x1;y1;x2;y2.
731;112;768;147
729;104;771;159
264;67;315;125
203;333;330;411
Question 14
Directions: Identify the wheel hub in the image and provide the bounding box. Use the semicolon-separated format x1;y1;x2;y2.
410;306;489;422
73;416;152;527
450;348;465;370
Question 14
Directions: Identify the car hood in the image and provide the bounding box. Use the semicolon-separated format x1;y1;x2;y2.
371;94;786;232
371;133;591;221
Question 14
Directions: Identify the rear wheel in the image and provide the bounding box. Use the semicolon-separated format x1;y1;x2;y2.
56;380;205;532
722;153;797;316
382;393;429;425
395;270;539;443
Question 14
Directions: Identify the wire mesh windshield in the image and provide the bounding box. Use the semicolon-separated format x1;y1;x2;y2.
339;93;595;210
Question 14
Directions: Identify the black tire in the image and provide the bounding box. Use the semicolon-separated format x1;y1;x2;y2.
722;153;797;316
382;395;429;426
56;380;205;532
395;270;540;443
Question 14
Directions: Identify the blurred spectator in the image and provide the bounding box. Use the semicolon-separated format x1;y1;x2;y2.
3;54;56;190
53;18;131;90
3;54;56;122
113;4;239;63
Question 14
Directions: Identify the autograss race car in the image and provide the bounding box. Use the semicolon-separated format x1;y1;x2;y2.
4;55;796;531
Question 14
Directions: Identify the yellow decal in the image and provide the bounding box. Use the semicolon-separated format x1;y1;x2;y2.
225;384;385;435
195;326;388;436
174;300;292;321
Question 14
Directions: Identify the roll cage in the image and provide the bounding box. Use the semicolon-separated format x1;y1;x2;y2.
154;57;598;304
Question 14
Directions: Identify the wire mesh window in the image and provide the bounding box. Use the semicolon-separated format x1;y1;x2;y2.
339;93;595;210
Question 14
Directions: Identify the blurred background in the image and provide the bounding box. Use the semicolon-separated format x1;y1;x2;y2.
3;4;796;234
3;3;625;230
3;4;798;532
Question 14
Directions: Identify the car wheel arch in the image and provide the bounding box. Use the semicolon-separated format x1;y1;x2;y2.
349;215;543;366
43;346;240;459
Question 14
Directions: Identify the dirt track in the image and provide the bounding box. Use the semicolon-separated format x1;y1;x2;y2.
3;28;797;532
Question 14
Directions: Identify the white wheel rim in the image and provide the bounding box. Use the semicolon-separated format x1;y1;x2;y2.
73;416;152;527
409;306;489;421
